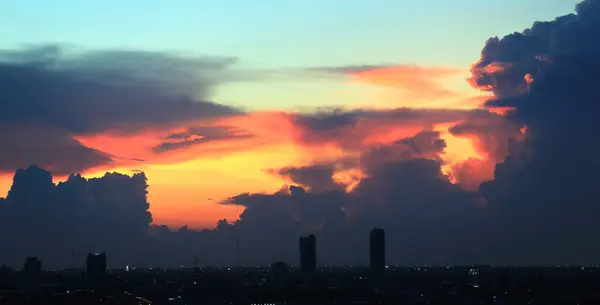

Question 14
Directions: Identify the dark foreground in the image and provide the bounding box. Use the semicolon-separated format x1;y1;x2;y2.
2;265;600;304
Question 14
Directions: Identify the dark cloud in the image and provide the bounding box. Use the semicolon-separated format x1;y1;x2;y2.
293;108;494;131
212;0;600;266
474;0;600;264
223;186;347;264
0;45;240;174
360;130;446;169
290;107;492;149
0;166;152;267
0;123;112;175
0;45;238;133
219;131;487;266
5;0;600;267
153;126;255;153
275;163;344;193
0;126;487;267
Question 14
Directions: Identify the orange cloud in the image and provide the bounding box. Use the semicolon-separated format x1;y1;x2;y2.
0;44;523;230
1;106;508;228
349;65;461;90
36;104;517;227
0;60;521;230
346;65;468;104
447;158;496;191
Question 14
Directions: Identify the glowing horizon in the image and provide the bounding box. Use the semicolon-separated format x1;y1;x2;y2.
0;65;499;229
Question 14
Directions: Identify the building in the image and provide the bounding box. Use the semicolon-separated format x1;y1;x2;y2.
22;257;42;292
369;228;385;276
86;252;107;292
299;234;317;273
86;252;107;276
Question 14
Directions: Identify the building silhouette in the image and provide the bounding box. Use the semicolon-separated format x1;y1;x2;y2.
299;234;317;273
86;252;107;276
369;228;385;276
22;257;42;292
86;252;107;292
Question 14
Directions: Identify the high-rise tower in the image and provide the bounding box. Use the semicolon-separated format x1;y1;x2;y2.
370;228;385;276
299;234;317;273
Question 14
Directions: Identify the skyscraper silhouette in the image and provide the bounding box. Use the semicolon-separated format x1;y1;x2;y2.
86;252;107;276
86;252;107;292
22;257;42;292
299;234;317;273
370;228;385;276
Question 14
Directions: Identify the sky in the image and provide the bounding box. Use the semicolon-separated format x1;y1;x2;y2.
0;0;599;267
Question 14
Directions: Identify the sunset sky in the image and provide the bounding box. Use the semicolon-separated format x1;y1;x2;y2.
0;0;583;229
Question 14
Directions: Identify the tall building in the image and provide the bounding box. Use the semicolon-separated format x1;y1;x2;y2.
299;234;317;273
86;252;107;293
86;252;107;276
22;257;42;292
370;228;385;276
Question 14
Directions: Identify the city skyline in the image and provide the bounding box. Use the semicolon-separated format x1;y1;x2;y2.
1;0;600;267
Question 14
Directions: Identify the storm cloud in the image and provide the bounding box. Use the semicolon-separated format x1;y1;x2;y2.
0;45;240;174
475;0;600;264
219;0;600;266
4;0;600;268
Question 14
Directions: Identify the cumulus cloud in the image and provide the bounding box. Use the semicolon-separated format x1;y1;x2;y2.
0;45;240;174
473;0;600;264
0;125;487;267
5;0;600;267
287;108;518;191
446;111;524;189
0;165;152;267
213;0;600;266
218;130;488;265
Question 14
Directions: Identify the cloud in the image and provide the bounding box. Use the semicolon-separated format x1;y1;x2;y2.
0;45;240;174
443;111;524;189
310;64;465;102
287;107;517;191
449;111;523;161
152;126;255;153
472;0;600;264
360;130;446;169
212;0;600;266
0;123;487;267
290;107;489;149
447;158;496;191
0;122;113;176
7;0;600;267
220;130;485;265
274;163;344;193
0;165;152;266
0;164;348;267
0;45;238;133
